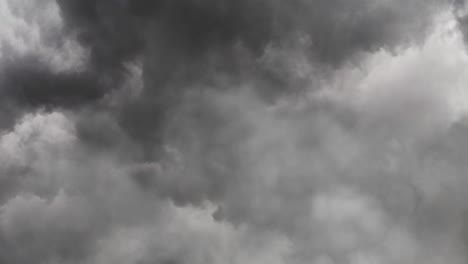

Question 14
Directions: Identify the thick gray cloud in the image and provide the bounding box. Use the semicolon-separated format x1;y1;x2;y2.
1;0;453;149
1;1;468;264
53;0;451;151
454;0;468;44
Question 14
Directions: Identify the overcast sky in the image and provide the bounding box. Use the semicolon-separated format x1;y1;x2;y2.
1;1;468;263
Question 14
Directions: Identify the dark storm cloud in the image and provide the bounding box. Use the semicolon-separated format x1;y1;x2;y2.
51;0;450;108
454;0;468;47
57;0;447;68
2;1;468;264
1;0;452;115
0;0;452;145
0;55;110;133
46;0;451;159
56;0;146;74
51;0;450;105
0;57;103;108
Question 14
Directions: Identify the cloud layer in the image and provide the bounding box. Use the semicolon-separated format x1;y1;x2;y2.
1;1;468;264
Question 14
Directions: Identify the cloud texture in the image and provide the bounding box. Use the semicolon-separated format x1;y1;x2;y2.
1;1;468;264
